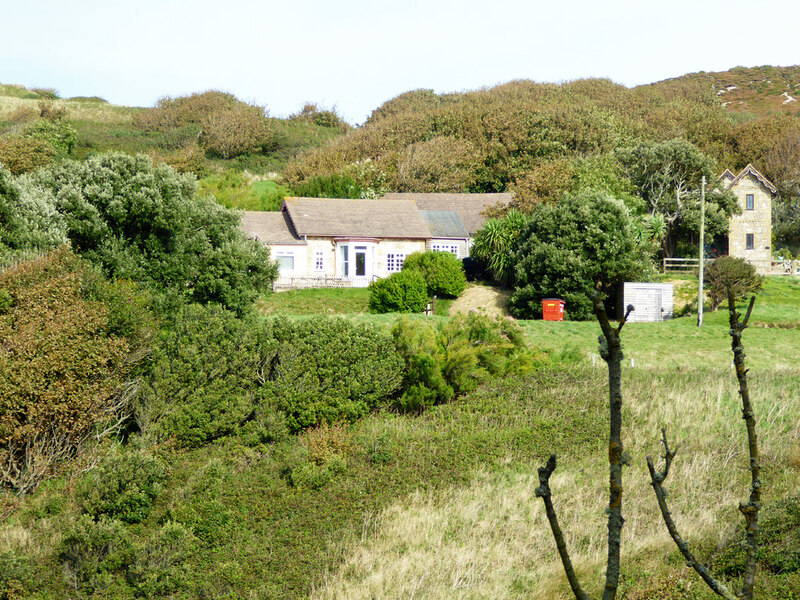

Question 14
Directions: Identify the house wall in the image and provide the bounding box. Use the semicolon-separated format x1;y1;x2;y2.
270;243;308;276
728;175;772;273
376;240;427;276
426;239;469;258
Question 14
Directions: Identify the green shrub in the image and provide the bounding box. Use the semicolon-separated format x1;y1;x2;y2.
77;450;167;523
23;119;77;155
293;173;362;198
264;317;404;432
0;551;33;600
368;269;429;313
199;102;274;159
402;250;467;298
58;515;133;594
127;522;196;597
391;312;536;412
704;255;765;311
0;136;57;174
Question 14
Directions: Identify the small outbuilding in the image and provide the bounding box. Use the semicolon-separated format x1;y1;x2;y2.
618;282;674;322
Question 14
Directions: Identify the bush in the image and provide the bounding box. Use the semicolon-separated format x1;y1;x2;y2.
391;312;536;412
127;522;196;597
704;255;765;311
401;250;467;298
77;449;167;523
58;515;133;594
293;173;363;199
199;102;274;159
0;136;57;174
368;269;429;313
264;317;404;432
23;119;77;155
0;250;134;493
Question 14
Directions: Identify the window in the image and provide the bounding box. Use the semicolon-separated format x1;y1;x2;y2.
746;194;754;211
432;244;459;257
276;253;294;271
387;253;406;272
314;251;324;271
745;233;754;250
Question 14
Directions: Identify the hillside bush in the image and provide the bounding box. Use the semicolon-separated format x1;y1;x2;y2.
76;450;167;523
402;250;466;298
292;173;363;198
704;255;765;311
391;312;536;412
508;190;653;320
368;269;428;313
22;119;77;155
0;136;57;174
199;102;274;159
29;153;278;313
264;317;404;432
0;250;138;493
127;522;196;597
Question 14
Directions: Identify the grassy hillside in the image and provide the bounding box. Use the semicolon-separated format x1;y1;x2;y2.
3;277;799;599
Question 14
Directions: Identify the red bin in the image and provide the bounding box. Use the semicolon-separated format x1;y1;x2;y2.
542;298;565;321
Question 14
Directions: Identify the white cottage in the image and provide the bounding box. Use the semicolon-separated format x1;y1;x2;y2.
241;194;511;290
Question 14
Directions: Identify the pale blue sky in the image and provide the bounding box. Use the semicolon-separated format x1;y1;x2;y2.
3;0;799;124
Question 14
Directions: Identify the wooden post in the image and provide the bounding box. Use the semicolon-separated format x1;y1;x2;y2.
697;176;705;328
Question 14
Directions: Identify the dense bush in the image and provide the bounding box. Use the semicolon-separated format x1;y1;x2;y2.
0;250;142;493
470;209;530;287
704;255;765;311
368;269;429;313
22;119;77;155
401;250;467;298
0;136;57;174
126;522;196;597
199;102;274;159
508;190;653;320
391;312;536;412
292;173;363;198
265;317;404;432
29;153;278;313
76;450;167;523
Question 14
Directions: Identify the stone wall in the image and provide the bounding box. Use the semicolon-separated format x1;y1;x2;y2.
727;174;773;273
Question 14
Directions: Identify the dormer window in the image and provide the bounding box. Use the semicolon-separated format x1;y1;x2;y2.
746;194;754;210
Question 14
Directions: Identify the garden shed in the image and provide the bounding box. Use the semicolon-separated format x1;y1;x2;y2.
619;282;674;322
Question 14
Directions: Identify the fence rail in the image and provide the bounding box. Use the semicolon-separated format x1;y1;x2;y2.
662;257;712;273
273;275;377;291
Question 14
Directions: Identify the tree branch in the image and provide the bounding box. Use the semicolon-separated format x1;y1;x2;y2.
646;429;738;600
535;455;592;600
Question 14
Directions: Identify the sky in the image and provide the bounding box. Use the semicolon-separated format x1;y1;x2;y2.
3;0;800;125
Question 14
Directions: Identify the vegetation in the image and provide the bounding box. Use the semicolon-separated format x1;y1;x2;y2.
704;255;765;311
368;268;429;313
401;250;467;298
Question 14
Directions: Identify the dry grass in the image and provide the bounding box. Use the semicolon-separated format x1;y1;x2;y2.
0;96;139;124
312;367;800;599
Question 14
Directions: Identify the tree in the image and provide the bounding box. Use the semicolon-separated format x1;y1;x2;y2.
29;153;277;313
470;209;530;287
703;256;764;311
508;190;653;320
401;250;466;298
615;139;738;257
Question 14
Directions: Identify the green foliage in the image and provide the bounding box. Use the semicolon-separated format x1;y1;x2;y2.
0;250;135;493
265;317;404;432
704;255;765;311
368;269;429;313
58;515;134;594
470;209;531;286
199;170;287;211
22;119;76;155
0;136;57;174
127;522;196;597
401;250;467;298
139;304;266;447
76;449;166;523
508;190;654;320
391;312;535;412
29;153;278;313
290;103;350;131
292;173;363;198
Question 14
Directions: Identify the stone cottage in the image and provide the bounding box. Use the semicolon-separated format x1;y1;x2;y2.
720;164;778;274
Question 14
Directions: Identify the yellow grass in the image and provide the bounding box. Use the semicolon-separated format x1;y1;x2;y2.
0;96;140;124
312;368;800;599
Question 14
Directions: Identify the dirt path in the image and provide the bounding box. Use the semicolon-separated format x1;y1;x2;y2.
448;284;512;318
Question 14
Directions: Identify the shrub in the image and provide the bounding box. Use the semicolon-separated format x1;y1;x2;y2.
368;269;429;313
23;119;77;155
127;522;196;597
264;317;404;432
391;312;536;412
0;136;57;174
58;515;133;594
0;250;133;493
402;250;467;298
77;449;167;523
293;173;363;198
199;102;274;159
704;255;765;311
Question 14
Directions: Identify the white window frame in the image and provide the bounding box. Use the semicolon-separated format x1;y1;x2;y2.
314;251;324;271
276;252;295;271
432;244;459;257
386;253;406;273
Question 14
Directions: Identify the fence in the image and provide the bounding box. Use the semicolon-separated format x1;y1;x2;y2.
272;275;378;291
662;257;712;273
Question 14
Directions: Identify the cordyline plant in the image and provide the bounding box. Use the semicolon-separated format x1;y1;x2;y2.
536;289;762;600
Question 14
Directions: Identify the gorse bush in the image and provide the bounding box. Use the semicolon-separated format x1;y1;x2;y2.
77;450;167;524
0;250;137;493
391;312;536;412
704;255;765;311
368;269;429;313
401;250;466;298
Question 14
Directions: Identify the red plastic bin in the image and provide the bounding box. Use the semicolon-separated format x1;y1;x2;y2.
542;298;565;321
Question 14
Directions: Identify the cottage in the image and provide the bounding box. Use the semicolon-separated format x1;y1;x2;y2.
720;164;778;274
241;193;510;290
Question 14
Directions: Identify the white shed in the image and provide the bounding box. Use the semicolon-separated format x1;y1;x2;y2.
620;283;674;322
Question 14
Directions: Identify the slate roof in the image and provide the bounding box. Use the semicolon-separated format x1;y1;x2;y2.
283;197;431;239
241;211;303;245
420;210;469;238
381;192;513;234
